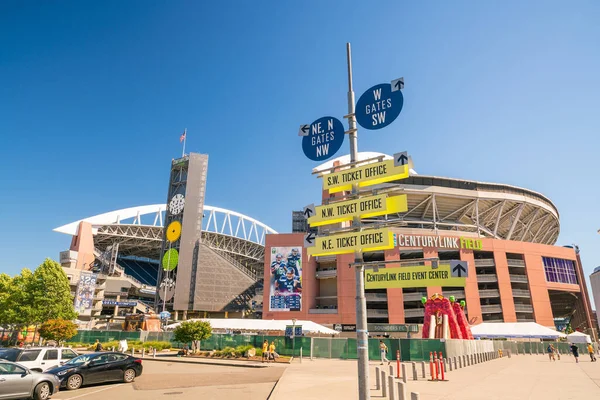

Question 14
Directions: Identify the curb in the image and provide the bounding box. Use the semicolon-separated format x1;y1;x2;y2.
266;366;289;399
143;356;268;369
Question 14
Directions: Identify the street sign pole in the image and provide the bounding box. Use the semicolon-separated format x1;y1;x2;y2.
346;42;370;400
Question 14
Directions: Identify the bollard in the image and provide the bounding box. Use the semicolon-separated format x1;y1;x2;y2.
300;347;302;363
439;353;445;381
388;375;395;400
397;381;407;400
421;361;426;378
142;348;145;358
112;346;115;352
458;356;462;369
412;362;417;380
448;357;453;371
429;352;435;380
411;392;420;400
434;352;439;380
381;370;387;398
402;363;407;384
389;365;394;378
153;348;156;358
131;347;135;356
397;350;401;379
375;367;381;390
508;349;511;359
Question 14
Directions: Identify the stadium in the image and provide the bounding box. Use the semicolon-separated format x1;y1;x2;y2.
263;152;597;339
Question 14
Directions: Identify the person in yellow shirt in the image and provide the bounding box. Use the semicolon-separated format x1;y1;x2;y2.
587;343;596;362
269;341;276;362
262;340;269;363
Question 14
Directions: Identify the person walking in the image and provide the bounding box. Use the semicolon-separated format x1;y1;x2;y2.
547;344;555;361
379;340;390;365
570;343;579;363
262;340;269;363
94;339;103;352
268;341;276;363
587;343;596;362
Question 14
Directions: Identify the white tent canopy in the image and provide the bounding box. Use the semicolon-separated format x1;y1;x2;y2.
164;318;339;335
566;331;592;344
471;322;567;339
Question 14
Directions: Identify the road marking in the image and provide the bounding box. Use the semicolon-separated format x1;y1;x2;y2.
58;384;125;399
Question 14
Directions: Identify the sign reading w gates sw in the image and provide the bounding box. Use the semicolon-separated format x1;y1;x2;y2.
355;80;404;130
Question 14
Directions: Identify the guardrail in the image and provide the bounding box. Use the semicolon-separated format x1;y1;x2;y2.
365;293;388;302
366;309;389;317
309;308;338;314
476;274;498;283
510;274;528;283
480;304;503;313
474;259;495;266
403;292;427;302
507;259;526;267
404;308;425;318
316;269;337;279
512;289;531;297
478;289;500;298
514;304;534;313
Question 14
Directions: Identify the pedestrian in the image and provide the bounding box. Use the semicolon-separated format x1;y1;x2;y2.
268;341;276;363
570;343;579;363
262;340;269;363
94;339;103;352
587;343;596;362
379;340;390;365
547;344;555;361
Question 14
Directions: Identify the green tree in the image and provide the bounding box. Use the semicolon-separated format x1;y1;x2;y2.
38;319;78;345
173;321;212;353
30;259;77;322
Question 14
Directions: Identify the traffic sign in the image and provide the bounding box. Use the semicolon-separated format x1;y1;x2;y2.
307;227;395;256
298;124;310;136
307;194;408;227
355;82;404;130
391;77;404;92
364;265;467;289
304;232;317;247
394;151;408;167
301;116;345;161
450;260;468;278
303;204;315;219
322;159;410;193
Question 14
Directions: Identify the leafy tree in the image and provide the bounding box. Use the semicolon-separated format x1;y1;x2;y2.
173;321;212;352
30;259;77;322
38;319;78;345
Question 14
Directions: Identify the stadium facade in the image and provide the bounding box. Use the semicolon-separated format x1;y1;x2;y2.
262;153;597;339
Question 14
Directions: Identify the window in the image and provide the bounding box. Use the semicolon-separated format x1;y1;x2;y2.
61;349;77;360
0;349;20;362
107;354;127;363
43;350;58;360
543;257;578;284
17;350;41;362
0;362;26;375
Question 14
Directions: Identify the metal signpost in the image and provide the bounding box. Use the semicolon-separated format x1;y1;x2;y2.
298;43;406;400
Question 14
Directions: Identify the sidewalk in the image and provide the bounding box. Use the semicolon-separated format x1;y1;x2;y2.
269;354;600;400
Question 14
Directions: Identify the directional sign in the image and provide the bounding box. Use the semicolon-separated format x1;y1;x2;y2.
306;227;395;256
298;124;310;136
364;265;466;289
322;159;410;193
304;232;317;248
394;151;408;167
450;260;469;278
355;83;404;130
303;203;315;219
308;194;408;227
301;116;345;161
391;77;404;92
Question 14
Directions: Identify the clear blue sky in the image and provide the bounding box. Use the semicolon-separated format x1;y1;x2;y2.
1;2;599;298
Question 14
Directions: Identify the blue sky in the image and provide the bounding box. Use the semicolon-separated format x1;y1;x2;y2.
1;2;599;298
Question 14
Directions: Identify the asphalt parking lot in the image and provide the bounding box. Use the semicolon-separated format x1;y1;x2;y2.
51;360;284;400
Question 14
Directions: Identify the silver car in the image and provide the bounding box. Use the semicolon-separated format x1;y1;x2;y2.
0;360;60;400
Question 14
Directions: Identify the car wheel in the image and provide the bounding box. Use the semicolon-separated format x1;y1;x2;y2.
123;368;136;383
33;382;51;400
66;374;83;390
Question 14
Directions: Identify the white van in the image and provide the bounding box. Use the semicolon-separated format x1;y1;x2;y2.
0;347;79;372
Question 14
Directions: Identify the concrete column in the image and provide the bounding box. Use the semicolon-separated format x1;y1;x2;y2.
402;363;407;383
412;362;417;380
389;365;394;378
388;375;395;400
381;370;387;398
421;361;426;378
397;381;407;400
375;367;380;390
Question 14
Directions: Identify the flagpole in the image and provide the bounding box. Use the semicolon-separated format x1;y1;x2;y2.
182;128;187;157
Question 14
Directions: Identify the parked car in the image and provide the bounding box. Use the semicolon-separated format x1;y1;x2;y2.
45;352;143;390
0;347;79;372
0;360;60;400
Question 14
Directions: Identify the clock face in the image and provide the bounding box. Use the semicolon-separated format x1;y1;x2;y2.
169;194;185;215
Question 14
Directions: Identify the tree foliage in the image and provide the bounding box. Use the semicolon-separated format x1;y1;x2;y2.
173;321;212;352
0;258;76;326
39;319;78;344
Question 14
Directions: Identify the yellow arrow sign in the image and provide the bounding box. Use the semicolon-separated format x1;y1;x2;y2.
322;160;409;193
307;228;395;256
308;194;408;227
365;265;466;289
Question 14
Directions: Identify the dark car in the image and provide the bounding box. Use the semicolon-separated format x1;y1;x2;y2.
45;352;142;390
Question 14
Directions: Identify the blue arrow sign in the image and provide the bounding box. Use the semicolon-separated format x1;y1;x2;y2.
355;83;404;130
301;116;345;161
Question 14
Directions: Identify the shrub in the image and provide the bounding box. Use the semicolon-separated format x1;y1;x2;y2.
255;348;263;357
221;346;235;357
235;345;254;357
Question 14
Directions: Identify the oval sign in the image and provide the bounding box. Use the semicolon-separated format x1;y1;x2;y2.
355;83;403;130
302;116;345;162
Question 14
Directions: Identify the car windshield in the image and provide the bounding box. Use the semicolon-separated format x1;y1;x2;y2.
65;354;94;365
0;349;20;362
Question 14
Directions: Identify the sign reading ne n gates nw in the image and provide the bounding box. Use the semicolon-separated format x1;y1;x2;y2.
306;227;396;256
322;159;409;194
364;265;467;289
307;194;408;227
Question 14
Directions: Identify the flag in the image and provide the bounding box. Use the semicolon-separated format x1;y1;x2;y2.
180;131;186;143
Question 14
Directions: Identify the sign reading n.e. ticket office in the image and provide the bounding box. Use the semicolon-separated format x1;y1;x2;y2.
322;160;409;193
364;265;467;289
307;227;395;256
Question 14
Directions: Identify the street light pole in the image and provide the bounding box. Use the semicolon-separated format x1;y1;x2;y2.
345;42;370;400
292;318;297;357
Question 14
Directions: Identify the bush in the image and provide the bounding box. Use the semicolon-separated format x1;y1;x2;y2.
255;348;263;357
235;345;254;357
213;350;222;357
221;346;235;357
84;340;171;352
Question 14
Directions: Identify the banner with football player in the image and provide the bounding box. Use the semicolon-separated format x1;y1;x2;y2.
269;247;302;311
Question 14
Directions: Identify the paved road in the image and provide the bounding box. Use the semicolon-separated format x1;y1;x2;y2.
52;359;284;400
